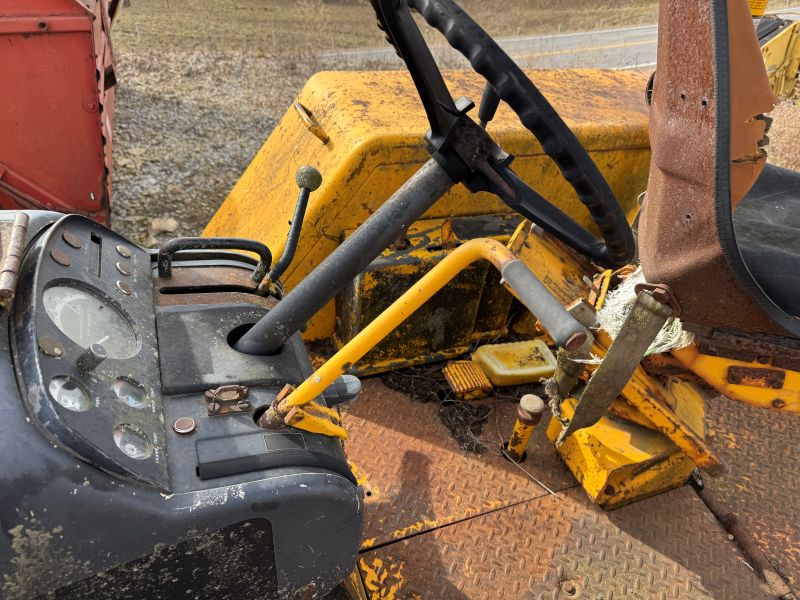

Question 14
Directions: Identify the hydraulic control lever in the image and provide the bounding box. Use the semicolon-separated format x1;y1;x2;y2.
259;166;322;294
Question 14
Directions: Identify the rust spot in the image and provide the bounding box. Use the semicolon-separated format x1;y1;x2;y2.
772;398;786;409
727;366;786;389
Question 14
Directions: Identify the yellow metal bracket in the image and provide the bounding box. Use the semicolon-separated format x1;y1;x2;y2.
673;344;800;413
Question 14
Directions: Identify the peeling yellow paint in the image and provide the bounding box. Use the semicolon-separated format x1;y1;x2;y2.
360;556;407;600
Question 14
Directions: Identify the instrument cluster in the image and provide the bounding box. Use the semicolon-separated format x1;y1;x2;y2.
13;215;169;489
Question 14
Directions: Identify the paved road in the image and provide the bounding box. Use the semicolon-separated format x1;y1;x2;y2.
325;24;658;70
324;7;800;71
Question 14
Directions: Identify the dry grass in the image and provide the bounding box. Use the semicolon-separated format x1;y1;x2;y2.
113;0;665;54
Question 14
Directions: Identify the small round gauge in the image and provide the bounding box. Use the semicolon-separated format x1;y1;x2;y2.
112;424;153;460
43;285;137;359
48;376;92;412
113;378;147;409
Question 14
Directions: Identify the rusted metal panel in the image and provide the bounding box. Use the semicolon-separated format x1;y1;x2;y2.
704;392;800;590
638;0;782;336
727;366;786;389
341;379;575;550
0;0;115;223
357;486;771;599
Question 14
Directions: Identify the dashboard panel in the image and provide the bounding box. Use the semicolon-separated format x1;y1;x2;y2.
0;211;362;599
13;214;168;489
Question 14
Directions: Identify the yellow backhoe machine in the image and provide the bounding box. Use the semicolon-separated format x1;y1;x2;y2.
1;0;799;599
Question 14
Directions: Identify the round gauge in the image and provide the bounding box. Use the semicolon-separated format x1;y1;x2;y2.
113;378;147;409
112;424;153;460
43;285;137;359
48;376;92;412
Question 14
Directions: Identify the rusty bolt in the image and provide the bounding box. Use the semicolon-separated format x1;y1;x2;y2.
237;399;251;411
560;580;577;596
772;398;786;409
208;401;220;414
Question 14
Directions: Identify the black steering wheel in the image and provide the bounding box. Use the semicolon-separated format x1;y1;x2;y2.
369;0;636;268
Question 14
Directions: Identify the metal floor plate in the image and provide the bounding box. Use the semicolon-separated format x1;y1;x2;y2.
341;379;788;599
703;393;800;589
343;380;574;550
357;487;770;600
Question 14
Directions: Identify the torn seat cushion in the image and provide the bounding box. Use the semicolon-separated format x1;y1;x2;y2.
734;163;800;317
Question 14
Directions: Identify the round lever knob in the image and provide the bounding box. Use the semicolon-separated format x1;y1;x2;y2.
77;343;107;372
295;166;323;192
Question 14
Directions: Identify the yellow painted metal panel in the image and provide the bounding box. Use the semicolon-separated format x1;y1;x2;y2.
205;69;650;340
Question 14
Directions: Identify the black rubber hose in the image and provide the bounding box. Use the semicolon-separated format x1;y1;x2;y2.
405;0;635;267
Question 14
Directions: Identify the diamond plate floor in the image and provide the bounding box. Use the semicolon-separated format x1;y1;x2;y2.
341;379;788;599
357;486;771;600
703;393;800;589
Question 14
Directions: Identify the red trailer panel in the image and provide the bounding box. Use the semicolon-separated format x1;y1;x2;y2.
0;0;115;223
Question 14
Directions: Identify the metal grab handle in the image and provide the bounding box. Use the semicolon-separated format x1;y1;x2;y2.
260;238;587;434
157;237;272;282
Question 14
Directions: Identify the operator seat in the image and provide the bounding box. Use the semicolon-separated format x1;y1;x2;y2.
638;0;800;338
735;164;800;317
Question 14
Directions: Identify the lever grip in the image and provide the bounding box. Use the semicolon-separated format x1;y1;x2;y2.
501;260;587;350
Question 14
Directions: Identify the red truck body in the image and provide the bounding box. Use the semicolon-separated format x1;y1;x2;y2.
0;0;117;223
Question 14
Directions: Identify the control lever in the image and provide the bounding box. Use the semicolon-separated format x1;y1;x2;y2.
478;83;501;129
259;166;322;294
257;238;587;439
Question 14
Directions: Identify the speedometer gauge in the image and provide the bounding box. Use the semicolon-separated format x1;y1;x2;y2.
43;285;137;359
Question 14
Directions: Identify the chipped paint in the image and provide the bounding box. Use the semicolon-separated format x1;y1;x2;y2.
359;556;407;600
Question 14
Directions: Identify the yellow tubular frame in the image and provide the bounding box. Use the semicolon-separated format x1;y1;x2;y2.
273;239;538;435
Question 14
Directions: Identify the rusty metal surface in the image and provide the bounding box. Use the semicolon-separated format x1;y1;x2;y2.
342;380;575;549
357;486;771;599
703;393;800;590
343;377;796;598
696;328;800;372
638;0;782;336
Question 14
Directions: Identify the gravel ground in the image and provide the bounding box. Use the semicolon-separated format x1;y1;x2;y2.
111;49;321;245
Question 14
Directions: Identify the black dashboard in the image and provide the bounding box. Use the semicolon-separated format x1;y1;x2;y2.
0;211;361;599
14;214;169;488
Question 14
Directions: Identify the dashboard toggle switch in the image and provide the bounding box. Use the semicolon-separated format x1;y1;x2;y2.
77;343;107;372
